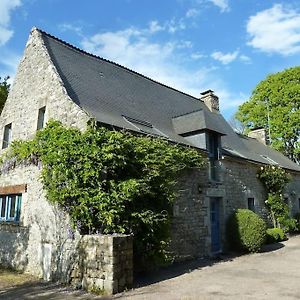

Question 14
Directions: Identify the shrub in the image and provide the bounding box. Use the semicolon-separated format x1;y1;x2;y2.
226;209;266;253
278;217;298;233
266;228;286;244
294;212;300;231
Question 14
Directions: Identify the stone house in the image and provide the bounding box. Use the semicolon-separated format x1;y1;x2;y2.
0;28;300;288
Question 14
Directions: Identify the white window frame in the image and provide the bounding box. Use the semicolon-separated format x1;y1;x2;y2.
0;194;22;223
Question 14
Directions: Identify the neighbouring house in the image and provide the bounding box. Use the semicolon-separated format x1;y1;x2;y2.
0;28;300;292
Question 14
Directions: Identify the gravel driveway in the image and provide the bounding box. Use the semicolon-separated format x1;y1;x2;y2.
116;235;300;300
1;235;300;300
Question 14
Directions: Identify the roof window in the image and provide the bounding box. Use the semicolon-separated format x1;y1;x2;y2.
260;155;278;165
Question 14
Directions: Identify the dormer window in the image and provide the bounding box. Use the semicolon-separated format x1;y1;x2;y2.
37;106;46;130
2;123;12;149
207;132;221;181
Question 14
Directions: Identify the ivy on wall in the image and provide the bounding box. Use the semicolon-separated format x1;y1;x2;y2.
257;165;295;231
2;120;205;268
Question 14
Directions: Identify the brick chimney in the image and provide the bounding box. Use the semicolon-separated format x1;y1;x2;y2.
200;90;219;113
248;127;268;145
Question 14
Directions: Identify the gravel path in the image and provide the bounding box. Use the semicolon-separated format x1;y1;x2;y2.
1;236;300;299
115;235;300;300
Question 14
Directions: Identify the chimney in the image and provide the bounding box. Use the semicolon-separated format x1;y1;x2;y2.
248;127;268;145
200;90;220;113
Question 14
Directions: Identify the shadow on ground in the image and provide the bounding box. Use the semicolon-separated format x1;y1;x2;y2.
132;253;236;289
260;241;284;253
133;242;285;290
0;281;111;300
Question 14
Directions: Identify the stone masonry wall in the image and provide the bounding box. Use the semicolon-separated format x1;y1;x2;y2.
0;27;90;147
170;167;210;259
0;165;133;294
170;157;300;259
221;158;269;221
69;235;133;294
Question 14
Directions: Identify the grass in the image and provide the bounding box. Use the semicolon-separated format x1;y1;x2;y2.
0;267;38;289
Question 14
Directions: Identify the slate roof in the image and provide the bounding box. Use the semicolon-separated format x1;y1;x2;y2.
38;29;300;172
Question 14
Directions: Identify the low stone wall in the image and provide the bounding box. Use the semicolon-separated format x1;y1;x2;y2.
69;235;133;294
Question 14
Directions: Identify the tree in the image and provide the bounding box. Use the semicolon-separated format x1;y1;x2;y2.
228;114;246;134
0;76;10;114
236;66;300;164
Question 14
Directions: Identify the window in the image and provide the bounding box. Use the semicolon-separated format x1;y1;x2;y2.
284;197;289;205
0;194;22;223
2;123;12;149
37;106;46;130
260;155;278;165
248;198;255;212
208;132;220;181
299;198;300;210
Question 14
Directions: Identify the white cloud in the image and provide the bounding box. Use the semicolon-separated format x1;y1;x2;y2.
191;52;206;60
0;0;21;46
186;8;200;18
81;26;243;115
247;4;300;55
239;54;251;64
211;50;239;64
59;23;83;35
148;21;164;34
208;0;230;13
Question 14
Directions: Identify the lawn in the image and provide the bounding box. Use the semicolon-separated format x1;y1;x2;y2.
0;267;38;289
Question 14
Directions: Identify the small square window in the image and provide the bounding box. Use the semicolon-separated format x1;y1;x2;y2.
248;198;255;212
2;123;12;149
37;106;46;130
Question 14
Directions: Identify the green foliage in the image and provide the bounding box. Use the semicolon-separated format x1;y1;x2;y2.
0;76;10;114
266;227;286;244
257;165;291;194
294;212;300;231
4;120;204;269
236;66;300;163
226;209;266;253
257;165;294;231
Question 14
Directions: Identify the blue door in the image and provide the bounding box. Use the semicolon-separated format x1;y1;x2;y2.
210;198;221;253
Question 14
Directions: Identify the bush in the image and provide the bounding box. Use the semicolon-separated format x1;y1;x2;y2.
266;228;286;244
294;212;300;231
226;209;266;253
278;217;298;233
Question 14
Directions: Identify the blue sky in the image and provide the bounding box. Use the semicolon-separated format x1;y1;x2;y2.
0;0;300;119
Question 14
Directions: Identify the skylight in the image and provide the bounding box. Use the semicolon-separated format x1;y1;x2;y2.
260;155;278;165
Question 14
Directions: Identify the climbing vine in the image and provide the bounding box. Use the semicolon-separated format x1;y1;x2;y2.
2;120;205;268
257;165;295;231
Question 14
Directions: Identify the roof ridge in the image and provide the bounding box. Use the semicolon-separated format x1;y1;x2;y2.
34;27;204;103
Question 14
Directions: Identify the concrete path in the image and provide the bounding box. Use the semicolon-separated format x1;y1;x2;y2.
1;236;300;299
115;235;300;300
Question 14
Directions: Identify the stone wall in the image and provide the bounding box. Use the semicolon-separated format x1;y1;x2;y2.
0;27;90;147
0;165;133;294
69;235;133;294
170;157;300;259
221;158;269;221
171;167;210;259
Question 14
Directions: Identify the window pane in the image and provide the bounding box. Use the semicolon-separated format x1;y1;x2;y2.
0;197;6;218
9;196;16;219
2;123;12;149
37;106;46;130
15;195;22;222
248;198;255;211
